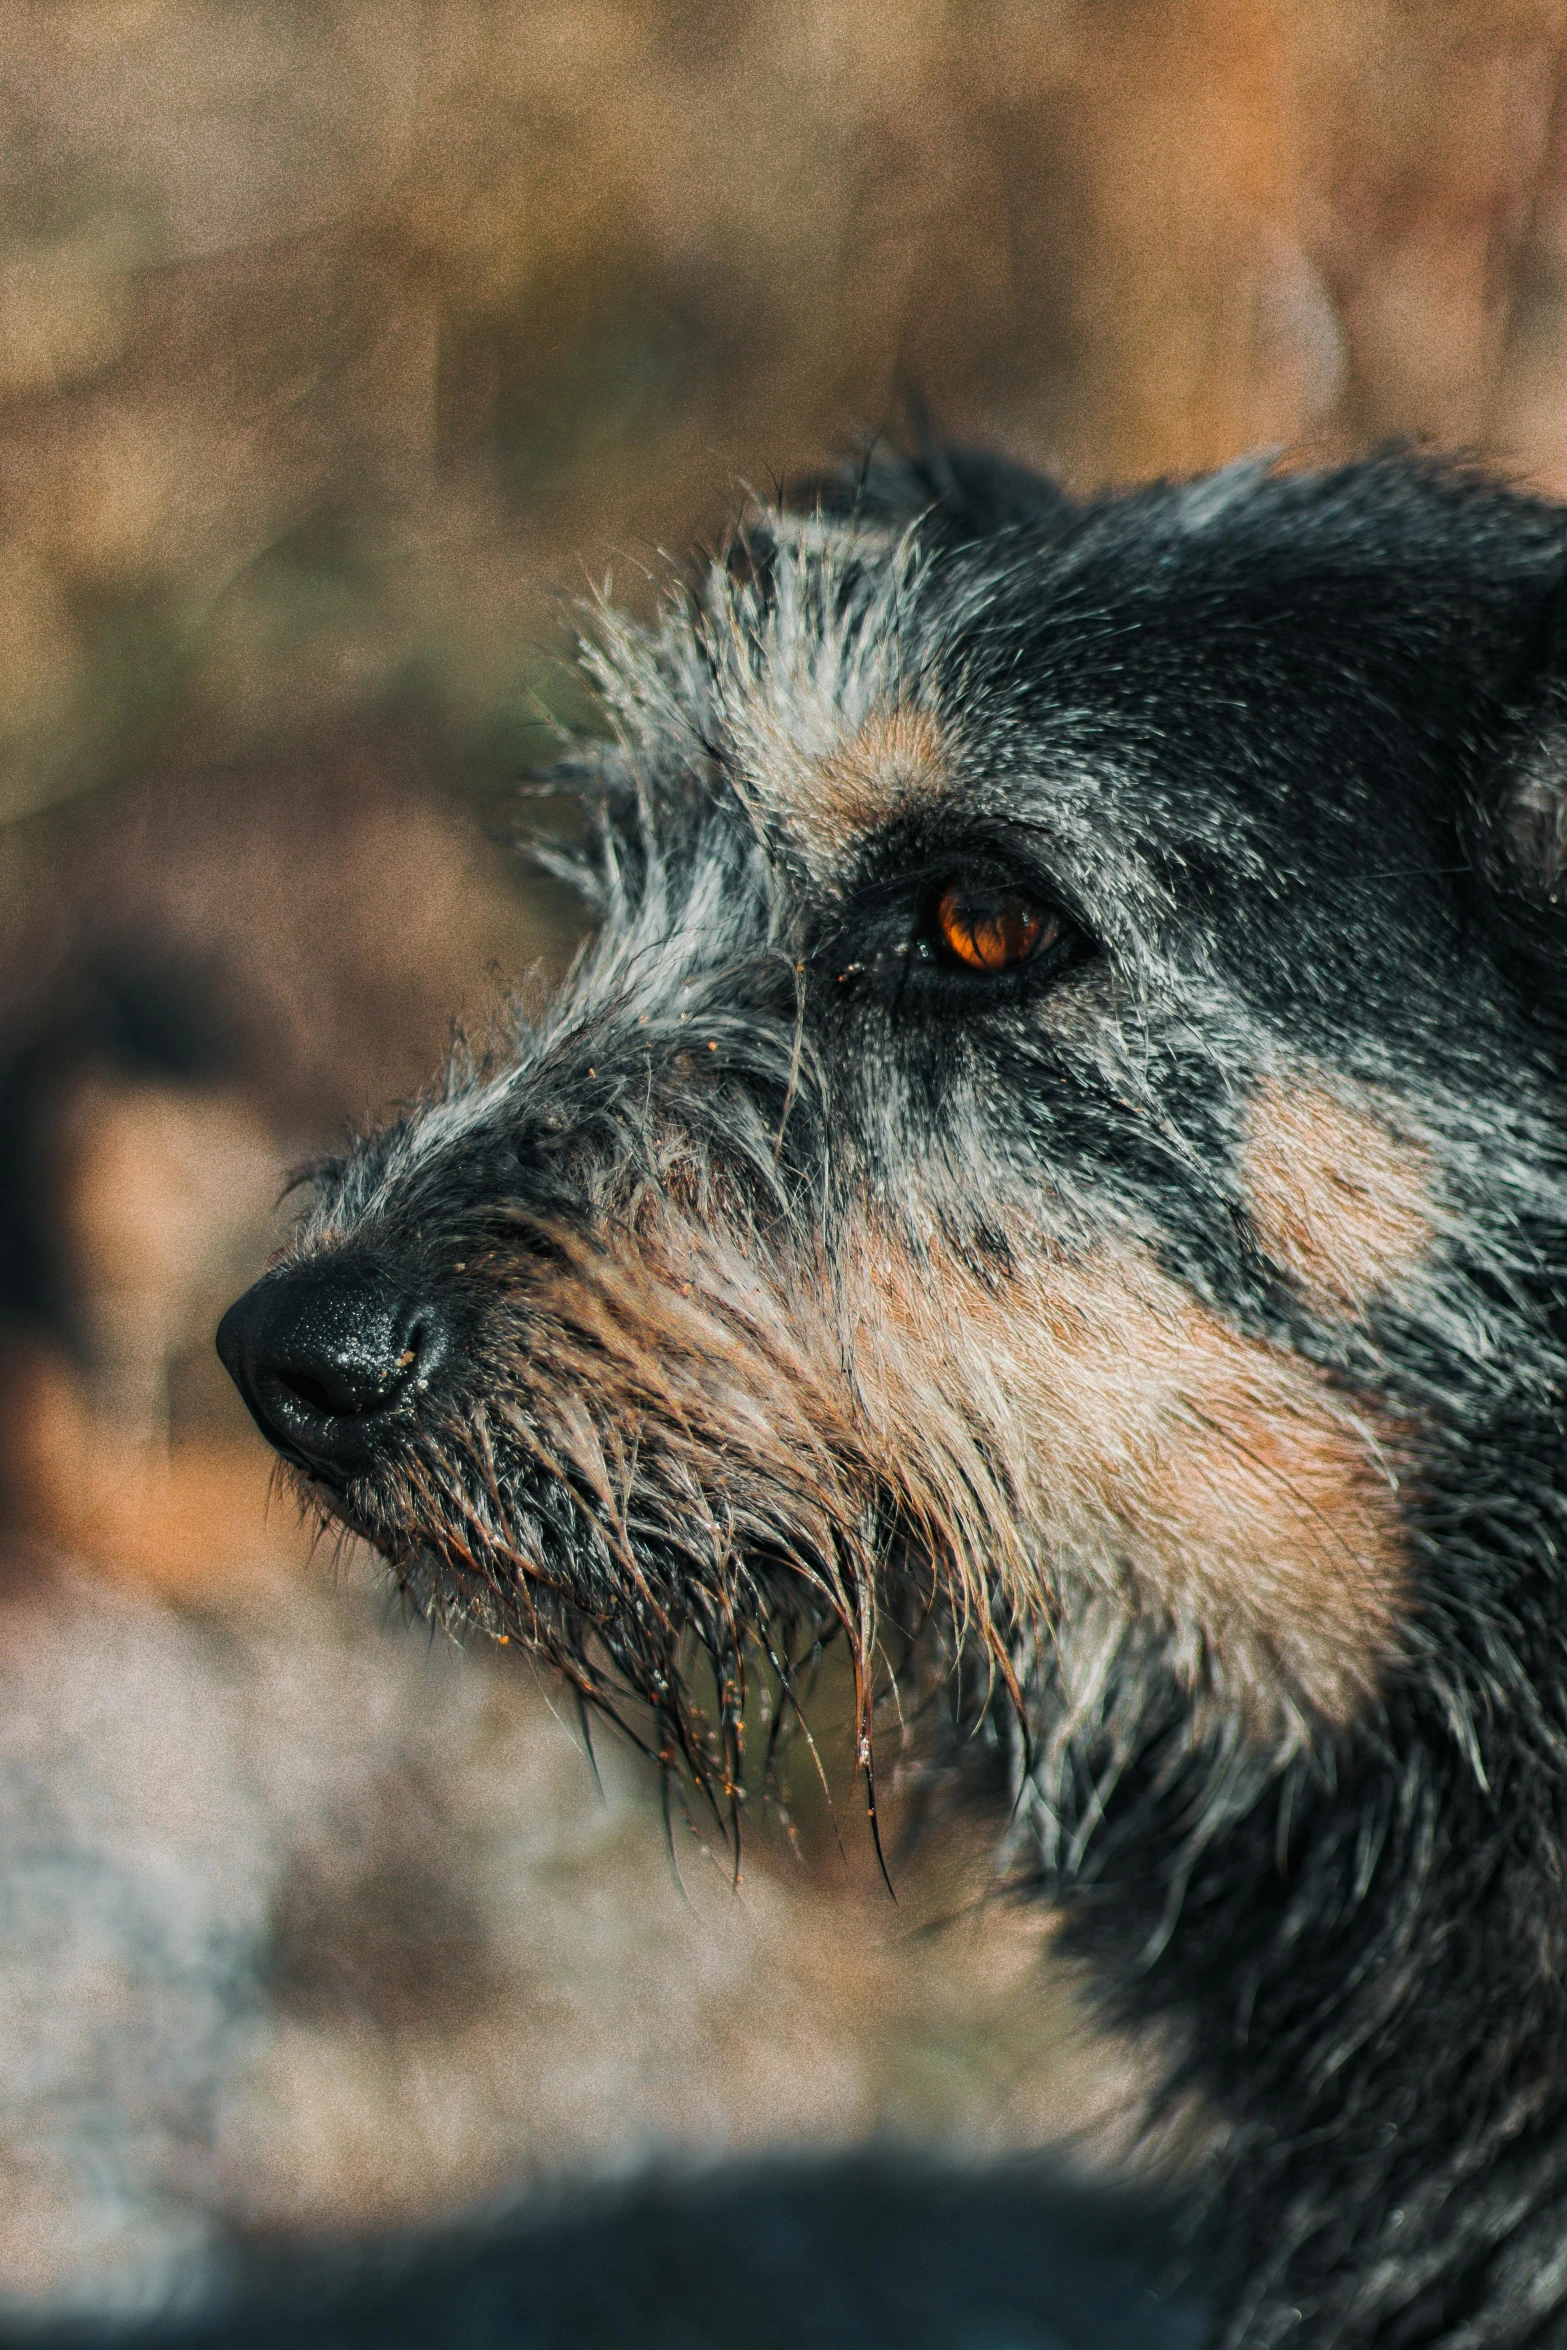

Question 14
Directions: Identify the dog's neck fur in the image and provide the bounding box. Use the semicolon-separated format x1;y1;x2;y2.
1046;1685;1567;2345
1029;1224;1567;2347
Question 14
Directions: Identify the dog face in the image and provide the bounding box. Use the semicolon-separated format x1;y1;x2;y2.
218;451;1567;1809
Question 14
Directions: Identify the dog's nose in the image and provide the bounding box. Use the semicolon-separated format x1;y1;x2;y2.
216;1259;448;1474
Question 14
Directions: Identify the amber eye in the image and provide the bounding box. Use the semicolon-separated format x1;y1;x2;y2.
933;880;1058;973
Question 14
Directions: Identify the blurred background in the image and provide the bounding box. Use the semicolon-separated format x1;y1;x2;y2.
3;0;1567;2317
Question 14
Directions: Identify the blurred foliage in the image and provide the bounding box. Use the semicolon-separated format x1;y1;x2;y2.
10;0;1567;830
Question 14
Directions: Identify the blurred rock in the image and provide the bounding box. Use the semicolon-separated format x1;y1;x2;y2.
0;1542;1142;2319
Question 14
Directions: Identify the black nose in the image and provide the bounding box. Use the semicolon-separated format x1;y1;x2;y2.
216;1259;448;1475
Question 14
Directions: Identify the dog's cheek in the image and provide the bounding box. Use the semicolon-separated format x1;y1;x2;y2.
1112;1303;1410;1731
1239;1070;1435;1315
853;1234;1410;1736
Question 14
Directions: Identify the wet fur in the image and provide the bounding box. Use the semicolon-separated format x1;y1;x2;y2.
259;447;1567;2347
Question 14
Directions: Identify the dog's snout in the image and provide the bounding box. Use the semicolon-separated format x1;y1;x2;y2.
216;1259;447;1474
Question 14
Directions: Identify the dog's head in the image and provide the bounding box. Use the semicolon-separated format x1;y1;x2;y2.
219;450;1567;1814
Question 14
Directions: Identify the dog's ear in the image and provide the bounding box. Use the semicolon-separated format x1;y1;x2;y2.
1487;585;1567;919
797;443;1080;549
1495;720;1567;911
1459;568;1567;1038
725;445;1079;613
1470;570;1567;913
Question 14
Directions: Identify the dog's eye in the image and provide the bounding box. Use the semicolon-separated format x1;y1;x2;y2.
933;881;1058;973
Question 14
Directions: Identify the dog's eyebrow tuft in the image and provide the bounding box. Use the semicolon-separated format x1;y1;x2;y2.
742;703;952;877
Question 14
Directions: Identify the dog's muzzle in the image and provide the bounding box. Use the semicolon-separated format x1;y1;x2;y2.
216;1257;449;1476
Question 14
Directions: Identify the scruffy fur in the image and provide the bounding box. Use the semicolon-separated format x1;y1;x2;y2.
226;447;1567;2348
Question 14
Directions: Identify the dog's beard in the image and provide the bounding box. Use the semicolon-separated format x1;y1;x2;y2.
292;1404;889;1848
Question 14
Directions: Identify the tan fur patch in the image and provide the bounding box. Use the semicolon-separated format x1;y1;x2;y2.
854;1235;1408;1734
806;707;948;852
739;703;950;875
1241;1075;1434;1314
477;1182;1408;1748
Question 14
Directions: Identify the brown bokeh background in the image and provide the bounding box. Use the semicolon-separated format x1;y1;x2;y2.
11;1;1567;828
1;0;1565;2317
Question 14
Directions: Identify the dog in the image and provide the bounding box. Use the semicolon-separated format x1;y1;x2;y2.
216;444;1567;2347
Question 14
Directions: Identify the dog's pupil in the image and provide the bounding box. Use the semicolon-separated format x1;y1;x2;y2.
935;882;1051;972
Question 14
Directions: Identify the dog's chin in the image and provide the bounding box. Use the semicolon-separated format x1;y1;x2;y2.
288;1462;407;1565
298;1464;570;1628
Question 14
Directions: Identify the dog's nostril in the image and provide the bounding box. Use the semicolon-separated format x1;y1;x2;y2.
267;1321;421;1419
275;1361;406;1419
276;1368;340;1418
216;1261;449;1472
